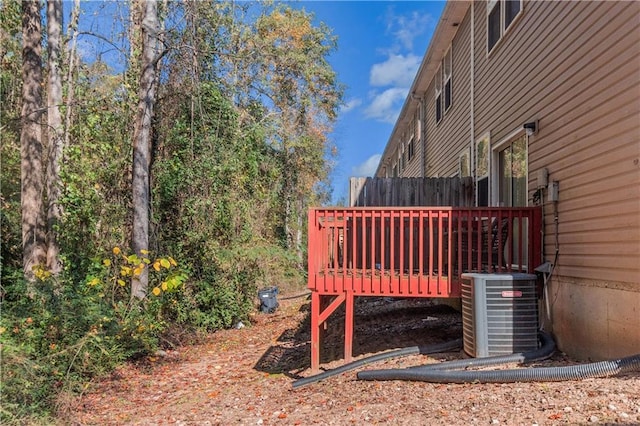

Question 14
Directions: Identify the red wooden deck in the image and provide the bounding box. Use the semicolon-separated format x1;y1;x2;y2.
307;207;543;371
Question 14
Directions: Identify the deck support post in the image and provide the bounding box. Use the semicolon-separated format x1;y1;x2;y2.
344;291;354;363
310;292;347;373
310;292;321;373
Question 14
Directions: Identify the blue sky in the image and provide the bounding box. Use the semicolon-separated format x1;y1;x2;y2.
303;1;445;203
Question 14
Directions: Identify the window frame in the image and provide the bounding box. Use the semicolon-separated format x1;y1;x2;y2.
408;136;415;162
435;65;443;124
487;0;523;54
459;148;470;178
490;128;528;207
475;133;490;207
443;47;452;112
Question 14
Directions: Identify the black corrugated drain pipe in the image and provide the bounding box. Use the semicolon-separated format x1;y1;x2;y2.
358;332;640;383
292;339;462;389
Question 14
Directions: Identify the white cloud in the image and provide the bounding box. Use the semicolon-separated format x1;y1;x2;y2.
370;54;421;87
340;98;362;114
351;154;382;177
388;10;436;51
364;87;407;124
360;8;436;125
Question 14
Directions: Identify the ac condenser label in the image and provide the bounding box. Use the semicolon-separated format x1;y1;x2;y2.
501;290;523;298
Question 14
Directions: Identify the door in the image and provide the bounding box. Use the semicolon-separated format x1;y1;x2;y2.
495;133;528;267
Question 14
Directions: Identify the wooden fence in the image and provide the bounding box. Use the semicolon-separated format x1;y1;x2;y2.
349;177;474;207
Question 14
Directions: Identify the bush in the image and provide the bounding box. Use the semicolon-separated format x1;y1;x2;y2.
0;248;188;422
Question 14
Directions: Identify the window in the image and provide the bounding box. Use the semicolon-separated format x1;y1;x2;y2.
476;134;490;206
459;149;470;177
435;66;442;123
487;0;522;52
443;48;452;111
408;137;415;162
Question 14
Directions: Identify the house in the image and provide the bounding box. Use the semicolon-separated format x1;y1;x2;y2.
375;0;640;360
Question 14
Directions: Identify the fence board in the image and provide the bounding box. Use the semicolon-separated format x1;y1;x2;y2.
349;177;474;207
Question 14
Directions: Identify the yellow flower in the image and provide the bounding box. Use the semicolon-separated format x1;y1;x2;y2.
152;287;161;296
153;261;161;271
103;259;111;267
133;263;145;276
161;281;168;291
112;246;121;255
160;258;171;269
117;279;126;287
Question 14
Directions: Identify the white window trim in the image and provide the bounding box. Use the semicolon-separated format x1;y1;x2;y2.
487;0;524;56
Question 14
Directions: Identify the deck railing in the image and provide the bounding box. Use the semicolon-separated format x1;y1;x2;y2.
308;207;543;298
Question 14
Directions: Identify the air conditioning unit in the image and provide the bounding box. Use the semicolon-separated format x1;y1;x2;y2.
461;273;538;358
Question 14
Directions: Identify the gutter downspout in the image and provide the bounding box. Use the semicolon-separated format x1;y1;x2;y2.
471;1;476;206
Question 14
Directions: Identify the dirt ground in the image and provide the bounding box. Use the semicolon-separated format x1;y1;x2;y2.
66;292;640;425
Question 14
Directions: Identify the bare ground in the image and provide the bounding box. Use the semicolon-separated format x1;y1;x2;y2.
65;293;640;425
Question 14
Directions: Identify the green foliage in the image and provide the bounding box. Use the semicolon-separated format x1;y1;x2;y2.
0;0;23;272
0;250;188;422
153;82;298;330
1;1;340;422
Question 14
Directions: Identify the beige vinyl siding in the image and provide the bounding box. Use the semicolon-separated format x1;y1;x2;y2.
424;11;473;178
376;0;638;359
471;0;640;286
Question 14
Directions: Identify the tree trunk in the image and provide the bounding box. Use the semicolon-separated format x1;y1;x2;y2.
63;0;80;150
131;0;159;299
21;0;46;282
46;0;63;275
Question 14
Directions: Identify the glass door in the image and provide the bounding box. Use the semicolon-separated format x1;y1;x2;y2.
498;135;527;207
497;134;528;268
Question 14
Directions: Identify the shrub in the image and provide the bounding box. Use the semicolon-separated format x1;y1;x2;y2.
0;248;188;422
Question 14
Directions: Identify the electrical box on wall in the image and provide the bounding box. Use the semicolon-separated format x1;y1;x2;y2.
537;168;549;189
548;181;559;202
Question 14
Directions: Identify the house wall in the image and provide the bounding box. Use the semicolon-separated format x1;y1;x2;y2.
424;11;473;178
384;0;640;359
472;0;639;359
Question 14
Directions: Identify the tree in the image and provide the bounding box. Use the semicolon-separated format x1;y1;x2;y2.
131;0;161;299
20;0;46;281
250;6;342;262
46;0;63;275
